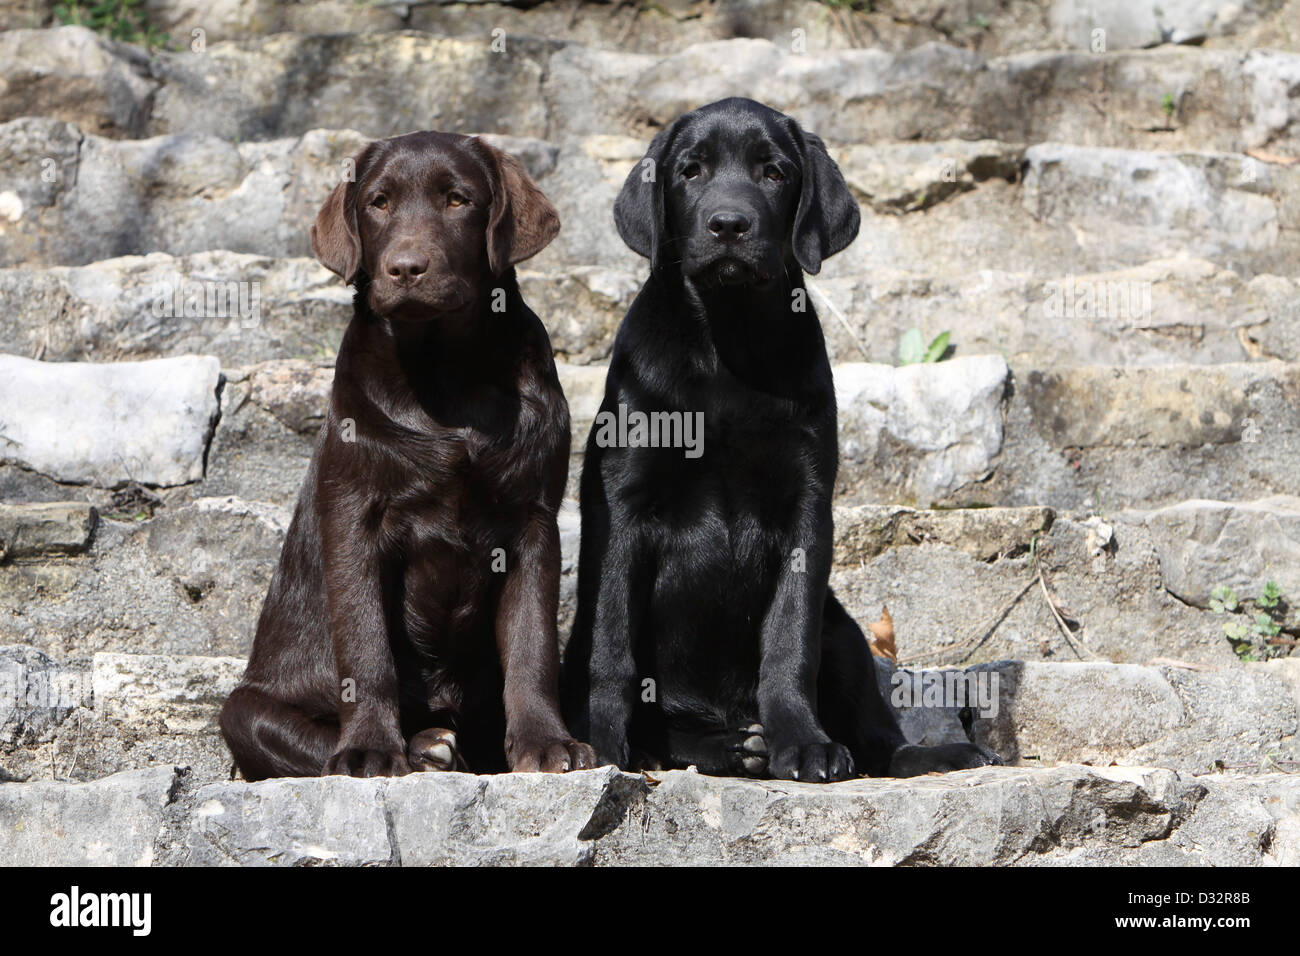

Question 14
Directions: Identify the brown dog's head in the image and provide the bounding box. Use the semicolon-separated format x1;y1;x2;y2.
311;131;559;320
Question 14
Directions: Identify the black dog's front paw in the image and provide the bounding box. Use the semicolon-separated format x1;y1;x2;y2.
887;742;1003;778
323;744;411;778
768;739;855;782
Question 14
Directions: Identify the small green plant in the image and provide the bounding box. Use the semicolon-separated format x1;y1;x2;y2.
1160;92;1177;130
898;329;951;365
1211;580;1291;661
1209;585;1238;614
54;0;170;49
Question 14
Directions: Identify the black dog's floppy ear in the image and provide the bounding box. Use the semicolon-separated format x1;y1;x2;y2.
614;122;679;269
310;150;366;285
474;138;561;275
790;126;860;275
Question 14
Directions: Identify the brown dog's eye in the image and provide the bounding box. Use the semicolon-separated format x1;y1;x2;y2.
764;165;784;184
447;192;468;208
371;195;388;210
681;163;701;180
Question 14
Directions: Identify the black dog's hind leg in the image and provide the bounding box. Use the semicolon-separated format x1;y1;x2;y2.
816;592;1003;777
664;722;768;776
816;594;907;777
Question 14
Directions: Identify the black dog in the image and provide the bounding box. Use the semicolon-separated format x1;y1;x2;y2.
221;131;596;780
562;98;1001;781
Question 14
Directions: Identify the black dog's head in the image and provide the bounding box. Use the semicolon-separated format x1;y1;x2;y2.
614;98;860;286
311;130;559;321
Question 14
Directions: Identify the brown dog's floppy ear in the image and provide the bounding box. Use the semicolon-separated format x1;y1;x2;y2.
474;138;561;275
311;172;362;284
789;125;861;275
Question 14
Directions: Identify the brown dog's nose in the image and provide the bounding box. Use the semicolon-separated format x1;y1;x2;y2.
707;211;751;241
386;252;429;284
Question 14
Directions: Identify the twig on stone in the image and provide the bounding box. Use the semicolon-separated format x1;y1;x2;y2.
806;278;870;360
904;576;1036;667
1033;540;1096;660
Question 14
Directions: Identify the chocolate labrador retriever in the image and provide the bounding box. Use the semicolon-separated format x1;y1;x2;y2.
221;131;596;780
562;98;1001;781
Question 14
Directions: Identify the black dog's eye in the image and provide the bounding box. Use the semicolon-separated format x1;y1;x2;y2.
371;195;388;211
681;162;702;180
763;164;784;184
447;191;469;208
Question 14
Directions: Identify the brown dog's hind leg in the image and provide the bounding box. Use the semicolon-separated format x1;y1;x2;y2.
219;685;340;781
407;727;468;772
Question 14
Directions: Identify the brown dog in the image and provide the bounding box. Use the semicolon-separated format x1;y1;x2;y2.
220;131;596;780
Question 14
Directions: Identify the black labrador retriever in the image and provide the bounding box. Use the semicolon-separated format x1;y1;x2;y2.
221;131;596;780
562;98;1001;781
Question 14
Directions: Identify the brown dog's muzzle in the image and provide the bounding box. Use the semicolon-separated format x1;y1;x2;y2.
373;242;474;317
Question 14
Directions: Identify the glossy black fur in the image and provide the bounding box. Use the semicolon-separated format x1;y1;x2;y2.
562;99;1002;781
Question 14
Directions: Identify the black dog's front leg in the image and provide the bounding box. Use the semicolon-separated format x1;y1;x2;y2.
585;527;646;770
758;500;855;782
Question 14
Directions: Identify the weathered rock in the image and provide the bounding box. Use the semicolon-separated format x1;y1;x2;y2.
813;256;1300;367
148;31;554;143
830;506;1241;668
0;497;286;662
0;645;90;761
1133;496;1300;627
0;353;220;488
0;502;97;560
1021;144;1296;276
10;29;1300;155
3;759;1294;866
833;355;1010;507
120;0;1300;60
833;504;1053;564
607;41;1300;154
1048;0;1273;49
988;362;1300;511
0;119;556;269
835;139;1025;213
0;27;156;136
0;645;242;783
0;765;178;865
0;252;350;365
4;253;1295;369
970;660;1300;772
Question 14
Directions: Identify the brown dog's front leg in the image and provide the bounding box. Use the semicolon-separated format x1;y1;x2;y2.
496;511;598;773
320;497;411;778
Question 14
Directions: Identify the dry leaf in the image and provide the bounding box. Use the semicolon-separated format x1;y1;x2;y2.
867;604;897;663
1245;147;1300;166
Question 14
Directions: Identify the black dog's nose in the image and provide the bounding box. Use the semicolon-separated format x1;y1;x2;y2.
386;252;429;284
707;211;751;241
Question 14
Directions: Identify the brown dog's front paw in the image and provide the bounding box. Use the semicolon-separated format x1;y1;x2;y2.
322;745;412;778
408;728;467;772
508;737;599;773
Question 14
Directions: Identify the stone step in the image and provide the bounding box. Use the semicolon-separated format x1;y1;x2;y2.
1;245;1296;370
8;0;1293;58
0;648;243;784
2;354;1296;511
4;115;1298;279
4;26;1298;156
3;633;1297;784
0;761;1296;865
1;490;1295;673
